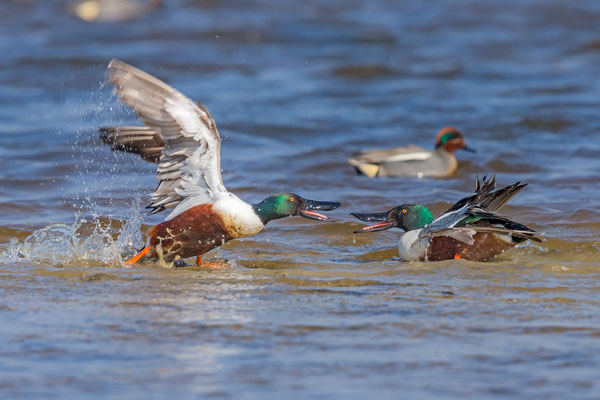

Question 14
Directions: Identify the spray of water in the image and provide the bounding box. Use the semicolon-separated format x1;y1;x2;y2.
2;197;145;268
2;74;153;268
1;73;154;268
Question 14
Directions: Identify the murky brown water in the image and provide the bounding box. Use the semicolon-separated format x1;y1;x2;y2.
1;0;600;398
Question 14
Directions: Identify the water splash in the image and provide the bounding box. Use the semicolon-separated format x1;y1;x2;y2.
2;197;145;268
116;196;145;256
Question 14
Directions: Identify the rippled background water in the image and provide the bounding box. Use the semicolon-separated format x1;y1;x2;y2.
1;0;600;398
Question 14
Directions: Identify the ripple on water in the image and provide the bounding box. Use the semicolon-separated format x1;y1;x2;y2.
1;0;600;398
331;64;398;80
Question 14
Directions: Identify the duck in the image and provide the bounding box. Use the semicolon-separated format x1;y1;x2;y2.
351;175;541;261
347;127;474;178
68;0;162;23
100;59;340;266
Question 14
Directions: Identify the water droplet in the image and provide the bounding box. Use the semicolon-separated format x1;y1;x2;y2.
352;233;357;244
1;197;145;268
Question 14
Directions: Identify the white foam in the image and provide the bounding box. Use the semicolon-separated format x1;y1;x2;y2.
2;198;145;268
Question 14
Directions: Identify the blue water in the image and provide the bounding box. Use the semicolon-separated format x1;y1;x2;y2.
1;0;600;398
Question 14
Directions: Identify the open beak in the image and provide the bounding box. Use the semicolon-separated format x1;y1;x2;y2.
350;211;395;233
462;145;476;153
300;199;341;221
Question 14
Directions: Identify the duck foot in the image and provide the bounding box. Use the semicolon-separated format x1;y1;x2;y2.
124;246;149;265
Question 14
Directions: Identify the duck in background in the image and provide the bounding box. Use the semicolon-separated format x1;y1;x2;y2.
351;175;541;261
68;0;162;22
100;59;340;267
348;127;474;178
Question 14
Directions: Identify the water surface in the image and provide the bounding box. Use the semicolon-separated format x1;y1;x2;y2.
1;0;600;398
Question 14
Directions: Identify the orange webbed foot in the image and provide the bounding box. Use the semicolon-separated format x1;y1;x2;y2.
125;246;150;265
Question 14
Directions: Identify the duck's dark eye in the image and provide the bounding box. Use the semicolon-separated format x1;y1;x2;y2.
402;209;407;214
290;197;295;202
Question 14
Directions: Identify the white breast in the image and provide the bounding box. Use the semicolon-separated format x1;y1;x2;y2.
212;194;264;238
397;229;430;261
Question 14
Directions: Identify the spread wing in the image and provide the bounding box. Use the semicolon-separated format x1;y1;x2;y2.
442;175;526;215
420;211;542;244
419;175;541;243
99;126;165;163
107;59;227;219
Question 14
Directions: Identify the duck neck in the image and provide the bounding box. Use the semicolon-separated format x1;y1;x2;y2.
402;206;434;231
252;199;287;225
434;144;453;155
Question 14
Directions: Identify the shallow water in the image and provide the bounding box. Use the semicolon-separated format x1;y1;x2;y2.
1;0;600;398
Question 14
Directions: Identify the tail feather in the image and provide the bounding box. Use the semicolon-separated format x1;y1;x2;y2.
348;158;380;178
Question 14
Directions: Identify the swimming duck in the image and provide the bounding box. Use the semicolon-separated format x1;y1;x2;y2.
100;59;340;266
351;175;541;261
68;0;162;22
348;127;474;178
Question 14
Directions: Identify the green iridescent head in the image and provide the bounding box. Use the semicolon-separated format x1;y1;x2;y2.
252;193;340;224
351;204;434;233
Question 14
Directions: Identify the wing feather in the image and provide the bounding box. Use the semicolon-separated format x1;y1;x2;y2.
422;226;542;244
99;126;165;163
419;175;540;242
349;145;430;164
106;59;227;219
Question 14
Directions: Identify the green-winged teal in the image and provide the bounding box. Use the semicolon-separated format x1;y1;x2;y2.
348;127;474;178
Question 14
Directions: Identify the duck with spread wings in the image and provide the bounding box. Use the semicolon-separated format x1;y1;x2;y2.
101;59;340;266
